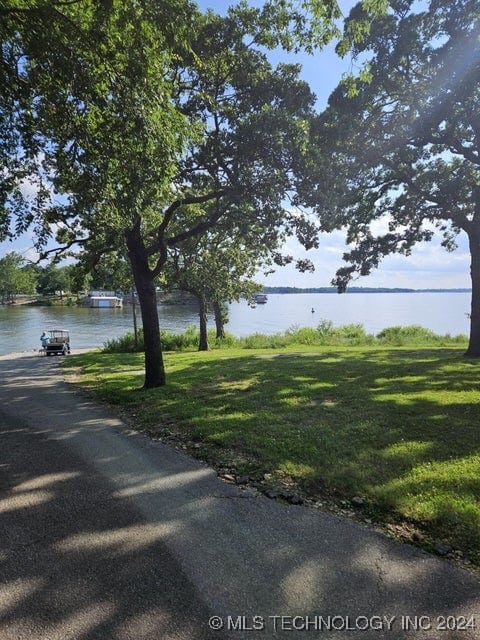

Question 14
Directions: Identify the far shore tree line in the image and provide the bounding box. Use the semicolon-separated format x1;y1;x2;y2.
0;0;478;387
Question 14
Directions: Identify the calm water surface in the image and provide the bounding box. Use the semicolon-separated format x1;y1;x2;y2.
0;292;471;355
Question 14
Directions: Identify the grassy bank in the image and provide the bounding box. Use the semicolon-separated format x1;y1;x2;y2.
103;322;468;352
64;336;480;569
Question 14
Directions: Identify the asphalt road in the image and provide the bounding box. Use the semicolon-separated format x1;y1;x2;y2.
0;351;479;640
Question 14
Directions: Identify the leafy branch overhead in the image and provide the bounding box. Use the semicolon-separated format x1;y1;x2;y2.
5;0;383;385
302;0;480;354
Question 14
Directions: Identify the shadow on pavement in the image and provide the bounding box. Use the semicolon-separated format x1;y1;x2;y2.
0;412;217;640
0;354;479;639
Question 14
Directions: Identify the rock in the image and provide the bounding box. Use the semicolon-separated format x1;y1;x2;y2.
235;475;250;485
264;489;280;500
241;488;258;498
284;493;304;505
412;531;425;543
351;496;365;508
433;542;453;556
221;473;235;483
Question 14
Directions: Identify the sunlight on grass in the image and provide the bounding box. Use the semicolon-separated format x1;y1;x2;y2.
375;455;480;549
277;461;316;479
64;345;480;564
382;440;435;459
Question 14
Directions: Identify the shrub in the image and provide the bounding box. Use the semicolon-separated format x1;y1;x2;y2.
103;322;467;354
316;319;334;339
211;330;238;348
103;328;144;353
377;325;438;346
240;332;289;349
333;323;368;341
286;326;321;345
161;325;199;351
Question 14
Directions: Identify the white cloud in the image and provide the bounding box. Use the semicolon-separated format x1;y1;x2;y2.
19;177;42;199
257;229;471;289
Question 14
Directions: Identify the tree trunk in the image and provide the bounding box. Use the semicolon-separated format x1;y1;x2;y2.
197;292;210;351
131;287;139;350
126;230;166;387
213;300;226;339
466;221;480;357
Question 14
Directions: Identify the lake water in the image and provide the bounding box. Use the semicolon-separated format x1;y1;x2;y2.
0;292;472;355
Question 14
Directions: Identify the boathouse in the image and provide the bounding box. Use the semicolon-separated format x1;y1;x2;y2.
89;296;123;308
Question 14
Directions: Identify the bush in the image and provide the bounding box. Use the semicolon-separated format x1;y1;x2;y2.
211;330;238;348
161;325;199;351
332;323;372;345
103;328;144;353
103;322;467;354
103;325;241;354
377;325;438;346
316;319;334;339
286;326;322;345
240;332;290;349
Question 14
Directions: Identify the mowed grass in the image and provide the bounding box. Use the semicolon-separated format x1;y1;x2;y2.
64;346;480;565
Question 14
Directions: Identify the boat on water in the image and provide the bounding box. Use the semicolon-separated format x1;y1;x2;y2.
252;293;268;304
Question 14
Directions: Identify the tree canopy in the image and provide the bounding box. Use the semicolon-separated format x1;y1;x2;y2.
0;251;36;302
303;0;480;354
166;221;270;350
1;0;390;385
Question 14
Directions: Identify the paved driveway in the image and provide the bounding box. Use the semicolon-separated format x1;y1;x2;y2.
0;352;479;639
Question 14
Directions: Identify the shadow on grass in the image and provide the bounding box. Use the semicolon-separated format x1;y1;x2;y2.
1;353;480;639
68;348;480;557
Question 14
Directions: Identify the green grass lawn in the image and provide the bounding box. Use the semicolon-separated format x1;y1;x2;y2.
64;345;480;567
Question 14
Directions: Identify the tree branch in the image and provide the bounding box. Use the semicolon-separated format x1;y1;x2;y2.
38;237;88;261
149;189;227;255
0;1;83;16
166;199;235;247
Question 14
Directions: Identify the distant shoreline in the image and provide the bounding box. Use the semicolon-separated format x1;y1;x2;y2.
262;287;471;294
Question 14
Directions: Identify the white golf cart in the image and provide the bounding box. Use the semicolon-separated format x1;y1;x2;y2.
43;329;71;356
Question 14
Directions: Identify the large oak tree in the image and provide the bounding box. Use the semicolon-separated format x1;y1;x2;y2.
1;0;387;386
303;0;480;354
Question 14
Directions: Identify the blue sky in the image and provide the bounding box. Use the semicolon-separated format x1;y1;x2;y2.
1;0;471;289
